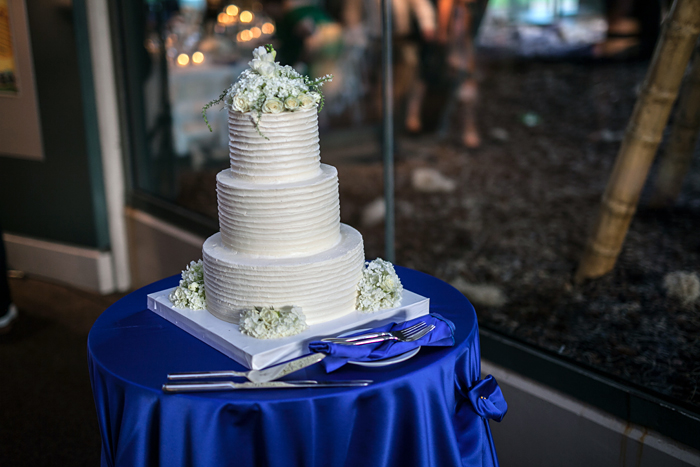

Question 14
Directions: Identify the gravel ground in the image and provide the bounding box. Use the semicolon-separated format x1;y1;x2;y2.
336;58;700;410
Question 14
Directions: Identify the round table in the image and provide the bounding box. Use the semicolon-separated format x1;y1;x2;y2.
88;267;505;467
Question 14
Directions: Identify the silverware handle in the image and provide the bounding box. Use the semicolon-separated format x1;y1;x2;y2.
288;380;374;385
163;381;236;393
322;332;389;343
334;336;396;346
168;371;247;380
162;381;373;393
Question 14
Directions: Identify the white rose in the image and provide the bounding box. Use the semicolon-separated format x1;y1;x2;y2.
298;93;315;109
308;91;321;103
284;96;300;111
382;276;395;291
232;94;249;113
262;98;284;113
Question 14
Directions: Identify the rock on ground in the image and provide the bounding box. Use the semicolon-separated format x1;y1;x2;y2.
663;271;700;306
361;197;386;227
411;167;457;193
451;277;508;307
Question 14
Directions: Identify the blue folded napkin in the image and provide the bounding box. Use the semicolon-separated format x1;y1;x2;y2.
309;314;455;372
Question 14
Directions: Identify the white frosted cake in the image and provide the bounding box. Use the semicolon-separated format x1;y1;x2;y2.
202;107;365;326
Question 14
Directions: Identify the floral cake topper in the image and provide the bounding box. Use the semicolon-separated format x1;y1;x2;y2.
203;45;332;138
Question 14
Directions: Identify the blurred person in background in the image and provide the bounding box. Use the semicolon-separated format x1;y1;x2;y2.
343;0;436;127
0;222;17;334
437;0;488;148
591;0;661;60
266;0;346;121
267;0;343;73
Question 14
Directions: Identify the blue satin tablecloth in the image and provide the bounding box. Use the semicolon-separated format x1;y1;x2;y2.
88;267;506;467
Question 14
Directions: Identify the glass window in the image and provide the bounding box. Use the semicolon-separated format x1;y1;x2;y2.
115;0;699;413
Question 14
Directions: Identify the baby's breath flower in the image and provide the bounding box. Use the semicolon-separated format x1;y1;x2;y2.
239;305;308;339
308;92;321;104
169;260;207;310
356;258;403;312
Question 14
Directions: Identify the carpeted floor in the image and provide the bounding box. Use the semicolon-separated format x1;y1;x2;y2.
0;275;124;466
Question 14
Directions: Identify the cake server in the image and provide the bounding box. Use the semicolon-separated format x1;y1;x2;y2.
167;352;327;383
162;380;373;393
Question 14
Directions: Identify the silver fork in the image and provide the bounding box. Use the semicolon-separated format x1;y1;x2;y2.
331;324;435;346
322;321;427;344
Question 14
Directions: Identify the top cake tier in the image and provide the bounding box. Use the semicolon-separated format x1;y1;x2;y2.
228;107;321;184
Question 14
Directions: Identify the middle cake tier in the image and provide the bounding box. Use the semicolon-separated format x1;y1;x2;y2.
217;164;341;258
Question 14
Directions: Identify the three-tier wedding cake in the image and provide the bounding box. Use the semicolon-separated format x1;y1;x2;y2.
202;49;365;326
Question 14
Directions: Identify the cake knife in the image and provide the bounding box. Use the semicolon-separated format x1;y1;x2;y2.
162;380;373;393
167;352;327;383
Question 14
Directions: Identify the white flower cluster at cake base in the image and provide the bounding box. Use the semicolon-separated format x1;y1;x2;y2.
203;45;332;135
239;305;308;339
356;258;404;312
169;260;207;310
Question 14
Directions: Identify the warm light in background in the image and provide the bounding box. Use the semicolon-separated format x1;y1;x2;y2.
262;22;275;34
240;11;253;23
226;4;239;16
192;51;204;64
217;12;236;24
250;27;261;38
237;31;249;42
177;53;189;66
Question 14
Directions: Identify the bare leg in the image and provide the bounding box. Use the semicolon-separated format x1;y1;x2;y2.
593;0;641;58
593;17;640;58
459;78;480;148
459;5;480;148
405;79;426;133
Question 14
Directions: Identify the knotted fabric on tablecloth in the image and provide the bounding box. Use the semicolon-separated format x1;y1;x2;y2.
468;374;508;422
309;314;455;372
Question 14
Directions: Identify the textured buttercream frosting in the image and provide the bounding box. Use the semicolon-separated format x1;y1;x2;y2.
203;225;364;325
228;107;321;184
217;164;341;257
203;104;366;327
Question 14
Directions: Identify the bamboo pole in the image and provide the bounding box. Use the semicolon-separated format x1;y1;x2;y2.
575;0;700;283
649;47;700;207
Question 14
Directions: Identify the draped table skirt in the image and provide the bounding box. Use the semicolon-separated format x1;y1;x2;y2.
88;267;506;467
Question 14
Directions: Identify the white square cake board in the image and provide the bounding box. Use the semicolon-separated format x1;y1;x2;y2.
147;288;430;369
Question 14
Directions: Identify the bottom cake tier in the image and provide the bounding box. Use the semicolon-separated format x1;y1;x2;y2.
203;224;365;325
